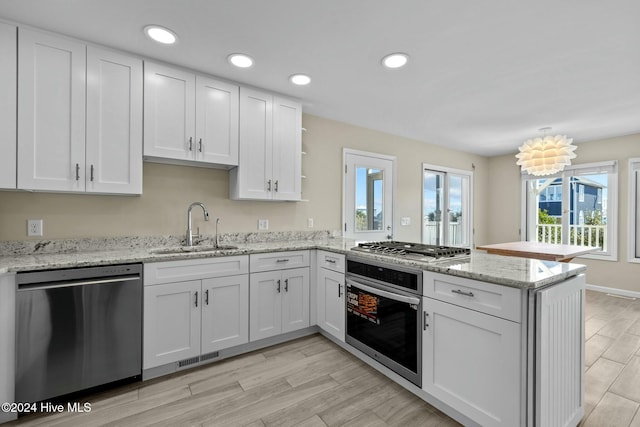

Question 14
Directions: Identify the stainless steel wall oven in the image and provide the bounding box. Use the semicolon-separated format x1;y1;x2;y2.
345;255;423;387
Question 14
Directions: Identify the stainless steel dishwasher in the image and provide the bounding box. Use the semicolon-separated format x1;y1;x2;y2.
15;264;142;403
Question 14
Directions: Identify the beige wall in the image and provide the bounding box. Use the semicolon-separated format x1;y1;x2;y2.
486;133;640;292
0;114;489;245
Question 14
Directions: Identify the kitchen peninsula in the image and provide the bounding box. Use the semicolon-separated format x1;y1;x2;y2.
0;232;585;427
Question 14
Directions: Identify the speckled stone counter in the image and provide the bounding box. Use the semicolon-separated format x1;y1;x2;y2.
0;232;586;289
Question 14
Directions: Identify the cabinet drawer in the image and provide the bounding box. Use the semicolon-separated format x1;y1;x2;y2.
144;256;249;285
423;271;522;322
250;250;310;272
317;250;345;273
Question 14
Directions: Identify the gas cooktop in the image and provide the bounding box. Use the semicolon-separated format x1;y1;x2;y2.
350;241;470;260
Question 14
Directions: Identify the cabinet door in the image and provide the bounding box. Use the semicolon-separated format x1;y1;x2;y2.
143;281;201;369
201;274;249;354
272;96;301;201
0;274;16;423
18;28;86;192
195;76;239;166
317;268;345;341
423;297;521;427
86;47;142;194
249;271;282;341
282;267;310;334
143;62;195;161
231;87;273;200
0;23;16;190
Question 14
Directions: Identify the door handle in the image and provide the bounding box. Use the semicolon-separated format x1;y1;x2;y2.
267;179;272;192
274;180;278;192
198;138;203;152
195;291;198;307
284;279;288;292
90;164;94;182
277;279;281;293
188;137;193;151
75;163;80;181
205;289;209;305
424;312;429;330
338;283;342;298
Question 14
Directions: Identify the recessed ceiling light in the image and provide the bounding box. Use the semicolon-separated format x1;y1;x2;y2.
228;53;254;68
381;52;409;69
144;25;178;45
289;74;311;86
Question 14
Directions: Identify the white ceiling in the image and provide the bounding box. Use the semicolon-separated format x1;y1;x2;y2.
2;0;639;156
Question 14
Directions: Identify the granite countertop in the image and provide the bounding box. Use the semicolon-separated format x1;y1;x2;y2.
0;232;586;289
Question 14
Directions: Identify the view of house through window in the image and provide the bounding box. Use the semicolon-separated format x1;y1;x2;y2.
523;161;617;258
422;164;472;247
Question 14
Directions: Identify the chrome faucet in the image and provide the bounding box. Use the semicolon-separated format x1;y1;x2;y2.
186;202;209;246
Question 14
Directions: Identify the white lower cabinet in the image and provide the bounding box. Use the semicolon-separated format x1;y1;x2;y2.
201;275;249;353
422;296;522;427
249;268;310;341
143;280;201;368
249;251;310;341
316;251;345;342
143;257;249;370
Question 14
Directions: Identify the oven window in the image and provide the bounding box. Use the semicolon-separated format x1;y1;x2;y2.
346;284;419;373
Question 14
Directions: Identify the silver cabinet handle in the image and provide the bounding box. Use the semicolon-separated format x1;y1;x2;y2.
424;312;429;330
90;164;94;182
284;278;288;292
276;259;289;263
451;289;475;297
205;289;209;305
267;179;272;191
195;291;198;307
276;279;281;293
75;163;80;181
325;258;337;264
338;283;342;298
198;138;203;152
274;180;278;192
188;137;193;151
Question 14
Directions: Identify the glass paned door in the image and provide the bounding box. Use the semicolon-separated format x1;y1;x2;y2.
344;150;394;241
423;166;472;247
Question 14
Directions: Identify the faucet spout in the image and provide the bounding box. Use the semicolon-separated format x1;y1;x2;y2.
186;202;210;246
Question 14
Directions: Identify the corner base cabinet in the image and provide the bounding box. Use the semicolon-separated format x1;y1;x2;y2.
249;251;310;341
143;256;249;370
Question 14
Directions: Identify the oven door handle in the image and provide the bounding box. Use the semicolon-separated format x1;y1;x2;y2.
346;279;420;306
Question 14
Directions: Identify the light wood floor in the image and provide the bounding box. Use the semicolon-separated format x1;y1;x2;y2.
8;289;640;426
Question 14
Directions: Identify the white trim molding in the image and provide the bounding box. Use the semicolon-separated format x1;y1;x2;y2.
586;283;640;300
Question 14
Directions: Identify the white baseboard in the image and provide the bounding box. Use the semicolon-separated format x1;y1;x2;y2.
586;284;640;299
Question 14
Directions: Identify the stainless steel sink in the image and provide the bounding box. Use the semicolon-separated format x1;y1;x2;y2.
150;245;238;255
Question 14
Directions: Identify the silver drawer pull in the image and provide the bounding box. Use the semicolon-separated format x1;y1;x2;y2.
276;259;289;263
452;289;475;297
325;258;337;264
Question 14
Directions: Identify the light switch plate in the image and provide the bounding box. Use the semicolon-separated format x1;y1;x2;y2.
401;217;411;226
307;218;314;228
258;219;269;230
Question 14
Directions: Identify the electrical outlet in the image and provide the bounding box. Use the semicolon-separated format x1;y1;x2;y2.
258;219;269;230
307;218;314;228
28;219;43;236
401;217;411;226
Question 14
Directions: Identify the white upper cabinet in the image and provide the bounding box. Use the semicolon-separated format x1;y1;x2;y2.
195;75;239;165
144;62;239;168
17;28;143;194
229;87;302;201
86;47;143;194
0;23;16;190
18;28;86;192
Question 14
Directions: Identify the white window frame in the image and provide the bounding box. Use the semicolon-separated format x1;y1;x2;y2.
628;158;640;263
521;160;618;261
422;163;474;248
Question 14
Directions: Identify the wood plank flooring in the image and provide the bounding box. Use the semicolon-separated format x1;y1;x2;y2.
7;335;459;426
8;289;640;426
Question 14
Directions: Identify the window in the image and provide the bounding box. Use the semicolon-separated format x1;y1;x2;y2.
422;164;473;247
629;158;640;263
522;161;618;260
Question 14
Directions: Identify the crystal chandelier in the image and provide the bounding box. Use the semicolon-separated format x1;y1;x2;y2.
515;130;577;176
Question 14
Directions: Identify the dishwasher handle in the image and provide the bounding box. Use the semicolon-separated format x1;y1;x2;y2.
17;275;140;292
